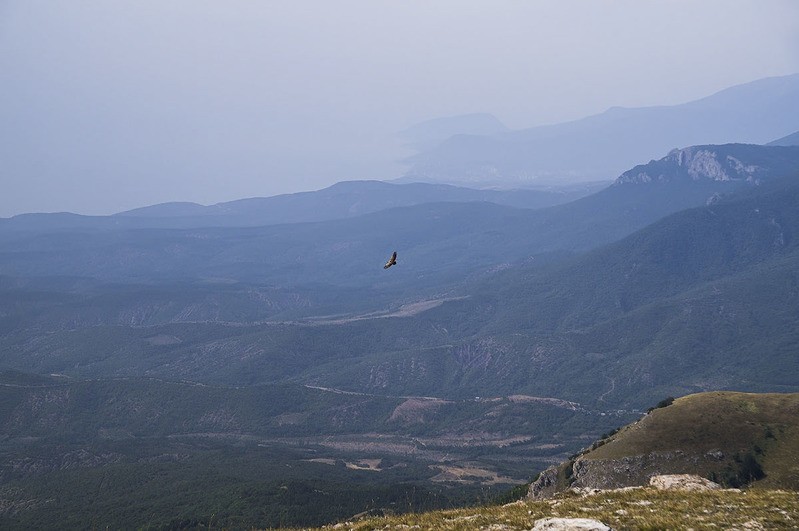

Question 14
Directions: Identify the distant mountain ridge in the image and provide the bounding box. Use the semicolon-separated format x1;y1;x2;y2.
3;156;799;407
404;74;799;186
768;129;799;147
397;113;509;151
116;180;593;220
1;143;797;293
0;180;602;231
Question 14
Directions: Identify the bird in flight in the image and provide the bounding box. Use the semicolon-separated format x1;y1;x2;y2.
383;251;397;269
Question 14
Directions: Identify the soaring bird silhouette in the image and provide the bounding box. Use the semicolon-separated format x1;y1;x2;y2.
383;251;397;269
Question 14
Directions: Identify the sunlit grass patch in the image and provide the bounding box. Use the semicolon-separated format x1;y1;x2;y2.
301;488;799;531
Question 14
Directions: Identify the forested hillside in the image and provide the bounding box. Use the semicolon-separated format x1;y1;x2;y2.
2;143;799;528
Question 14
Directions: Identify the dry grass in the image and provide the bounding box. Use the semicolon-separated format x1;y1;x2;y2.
539;392;799;493
276;488;799;530
589;392;799;463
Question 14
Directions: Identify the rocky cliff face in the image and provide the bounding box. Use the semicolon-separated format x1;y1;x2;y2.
571;449;725;490
529;450;734;500
615;144;799;185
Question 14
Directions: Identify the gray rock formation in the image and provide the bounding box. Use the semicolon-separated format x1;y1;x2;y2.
649;474;722;491
528;450;730;499
531;517;611;531
528;466;560;499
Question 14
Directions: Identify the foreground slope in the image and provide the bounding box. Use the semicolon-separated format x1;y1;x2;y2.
298;489;799;530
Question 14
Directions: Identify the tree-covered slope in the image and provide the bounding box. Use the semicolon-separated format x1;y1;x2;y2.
307;176;799;405
0;370;623;529
3;177;798;411
3;145;796;296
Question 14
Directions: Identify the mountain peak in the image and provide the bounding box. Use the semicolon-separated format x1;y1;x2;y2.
398;113;508;152
614;143;799;186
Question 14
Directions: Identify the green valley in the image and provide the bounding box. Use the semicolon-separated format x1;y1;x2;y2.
2;143;799;528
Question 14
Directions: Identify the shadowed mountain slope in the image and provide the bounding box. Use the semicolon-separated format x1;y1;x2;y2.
3;175;799;411
0;180;600;231
2;144;796;294
293;174;799;405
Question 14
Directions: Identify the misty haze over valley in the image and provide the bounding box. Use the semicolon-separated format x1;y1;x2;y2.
2;1;799;529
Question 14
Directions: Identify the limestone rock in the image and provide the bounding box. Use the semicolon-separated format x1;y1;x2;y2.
531;517;611;531
649;474;721;491
528;466;560;499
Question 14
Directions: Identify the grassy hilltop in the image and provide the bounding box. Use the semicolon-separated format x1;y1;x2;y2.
532;392;799;498
292;488;799;530
581;392;799;490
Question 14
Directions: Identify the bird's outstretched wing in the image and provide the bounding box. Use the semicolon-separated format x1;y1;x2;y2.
383;251;397;269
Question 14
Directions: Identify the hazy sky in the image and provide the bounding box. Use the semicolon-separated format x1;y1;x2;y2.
2;0;798;217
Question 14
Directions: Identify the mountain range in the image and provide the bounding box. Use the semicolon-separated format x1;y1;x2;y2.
2;141;798;405
2;127;799;526
402;73;799;187
0;180;602;232
1;143;796;299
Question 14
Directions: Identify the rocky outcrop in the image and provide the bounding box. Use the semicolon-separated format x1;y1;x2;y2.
569;449;723;490
528;450;730;499
615;144;799;186
531;517;611;531
649;474;721;491
528;466;561;500
615;146;761;185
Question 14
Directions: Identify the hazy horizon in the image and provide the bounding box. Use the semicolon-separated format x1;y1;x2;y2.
2;0;799;217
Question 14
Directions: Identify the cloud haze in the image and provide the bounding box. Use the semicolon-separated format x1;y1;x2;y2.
2;0;798;216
